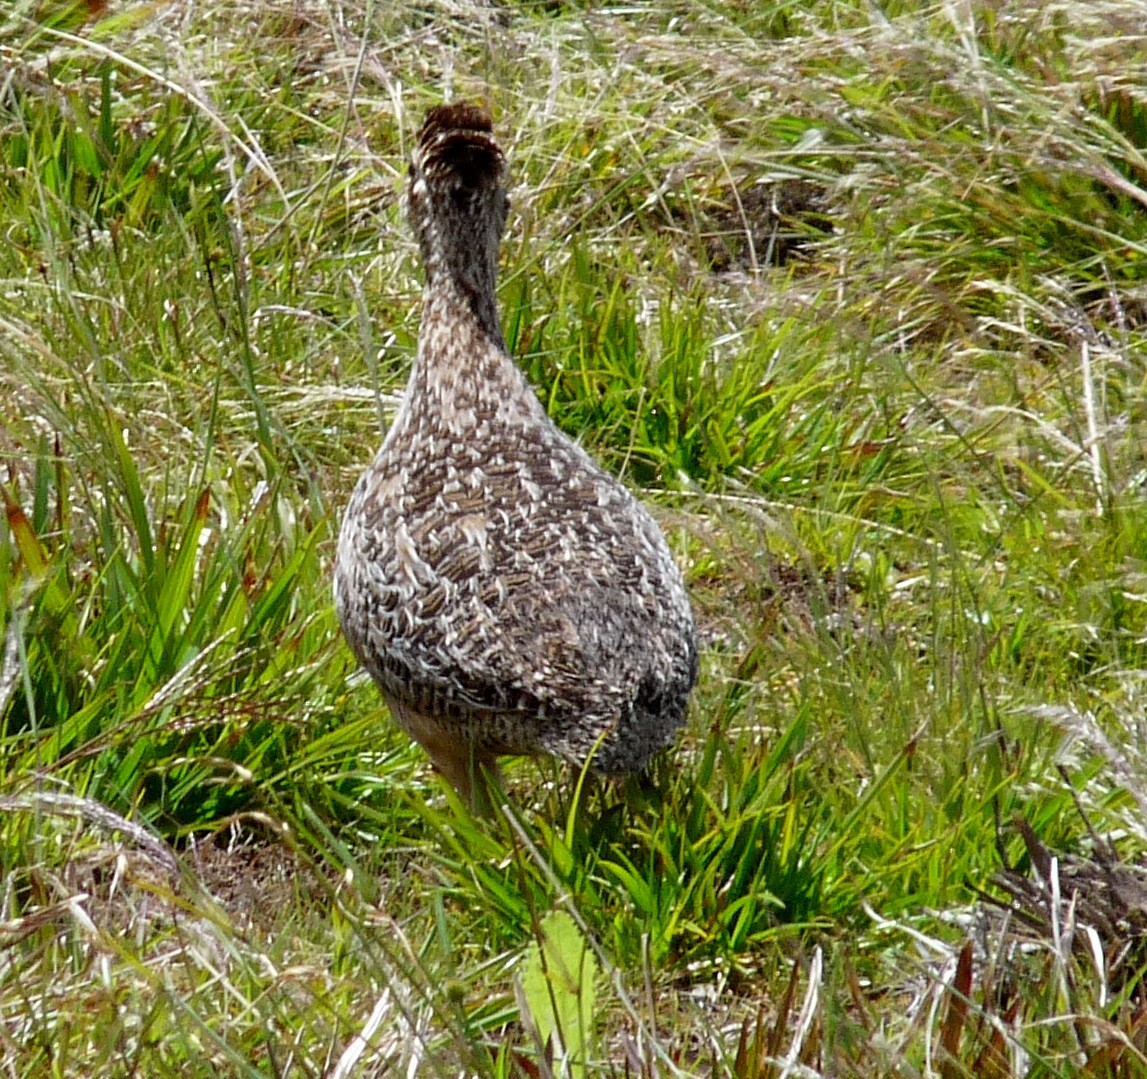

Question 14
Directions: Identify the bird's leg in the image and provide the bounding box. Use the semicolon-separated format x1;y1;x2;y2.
385;697;500;813
470;754;505;819
427;742;503;816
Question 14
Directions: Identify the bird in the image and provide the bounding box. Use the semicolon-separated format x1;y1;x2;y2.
333;102;698;810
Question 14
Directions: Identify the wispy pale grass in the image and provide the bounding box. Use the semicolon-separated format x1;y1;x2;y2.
2;0;1147;1074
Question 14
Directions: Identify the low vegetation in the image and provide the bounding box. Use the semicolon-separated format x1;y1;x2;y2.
2;0;1146;1074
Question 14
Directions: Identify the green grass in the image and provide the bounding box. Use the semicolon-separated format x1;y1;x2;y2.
3;0;1147;1074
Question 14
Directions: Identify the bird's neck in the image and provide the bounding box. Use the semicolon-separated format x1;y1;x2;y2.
404;270;527;431
420;270;504;354
418;226;504;349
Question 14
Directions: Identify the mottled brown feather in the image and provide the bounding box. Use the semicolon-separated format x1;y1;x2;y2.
334;103;698;802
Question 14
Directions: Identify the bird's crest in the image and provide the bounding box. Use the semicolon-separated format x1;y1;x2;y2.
413;102;504;192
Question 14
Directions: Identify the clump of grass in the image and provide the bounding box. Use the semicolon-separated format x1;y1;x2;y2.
2;0;1147;1074
1;68;225;234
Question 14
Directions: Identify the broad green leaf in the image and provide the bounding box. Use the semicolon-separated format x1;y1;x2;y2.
520;910;598;1074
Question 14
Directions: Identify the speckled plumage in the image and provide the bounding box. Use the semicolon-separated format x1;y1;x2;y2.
334;103;697;802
